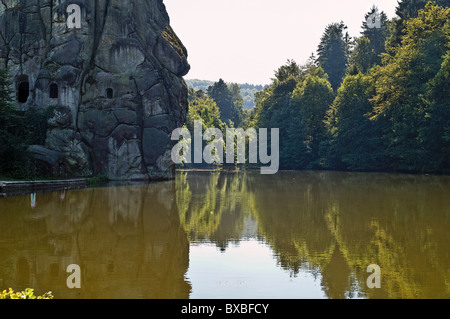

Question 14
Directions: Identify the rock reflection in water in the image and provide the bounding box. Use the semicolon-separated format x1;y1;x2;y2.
0;182;190;299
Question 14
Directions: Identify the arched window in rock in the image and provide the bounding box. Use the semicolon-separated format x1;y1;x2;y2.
49;83;59;99
17;76;29;103
106;88;114;99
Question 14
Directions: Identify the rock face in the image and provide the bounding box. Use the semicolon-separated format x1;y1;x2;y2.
0;0;190;180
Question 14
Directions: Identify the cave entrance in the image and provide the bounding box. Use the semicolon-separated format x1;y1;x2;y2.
17;76;29;103
49;83;59;99
106;88;114;99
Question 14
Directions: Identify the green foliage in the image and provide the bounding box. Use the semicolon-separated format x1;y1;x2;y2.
349;37;374;74
422;41;450;171
207;79;245;126
239;83;266;110
187;94;227;131
317;22;351;90
188;87;207;102
273;59;302;82
371;3;450;172
185;79;215;92
324;73;386;170
87;174;109;185
0;288;54;299
0;66;28;178
350;6;389;75
253;2;449;174
289;74;335;168
0;64;56;179
184;91;228;168
352;5;390;73
0;106;55;179
254;61;334;169
186;79;266;110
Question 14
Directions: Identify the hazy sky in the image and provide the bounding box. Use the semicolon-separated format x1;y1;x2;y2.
163;0;398;85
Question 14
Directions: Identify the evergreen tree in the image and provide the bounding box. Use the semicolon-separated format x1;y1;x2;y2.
207;79;243;127
188;87;207;102
228;83;245;125
273;59;302;82
350;6;389;73
317;22;350;90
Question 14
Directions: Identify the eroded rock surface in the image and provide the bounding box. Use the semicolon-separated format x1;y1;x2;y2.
0;0;189;180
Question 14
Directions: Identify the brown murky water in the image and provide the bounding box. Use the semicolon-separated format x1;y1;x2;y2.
0;171;449;299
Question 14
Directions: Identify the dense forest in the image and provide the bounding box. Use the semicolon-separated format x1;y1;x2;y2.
185;79;265;110
187;1;450;174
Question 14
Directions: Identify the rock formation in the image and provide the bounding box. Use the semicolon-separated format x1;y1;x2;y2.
0;0;190;180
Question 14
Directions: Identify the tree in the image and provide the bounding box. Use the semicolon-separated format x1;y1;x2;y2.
361;6;389;52
228;82;246;124
423;48;450;172
187;93;226;132
371;3;450;171
254;61;334;170
273;59;302;82
254;63;301;169
349;7;389;73
324;73;386;170
289;72;335;168
188;87;207;102
207;79;244;127
386;0;450;53
184;92;228;167
317;22;350;90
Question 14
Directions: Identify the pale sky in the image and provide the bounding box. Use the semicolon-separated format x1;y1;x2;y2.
163;0;398;85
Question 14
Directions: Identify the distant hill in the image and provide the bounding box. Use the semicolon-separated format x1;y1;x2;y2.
185;79;266;109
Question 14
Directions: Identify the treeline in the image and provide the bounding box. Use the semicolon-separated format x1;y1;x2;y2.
188;1;449;174
185;79;265;110
185;79;260;169
247;1;450;174
187;79;253;129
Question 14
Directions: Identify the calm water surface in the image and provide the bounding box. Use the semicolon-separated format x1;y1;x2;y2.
0;171;449;299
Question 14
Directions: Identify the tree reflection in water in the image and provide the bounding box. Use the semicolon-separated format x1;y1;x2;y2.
176;171;450;299
0;171;449;299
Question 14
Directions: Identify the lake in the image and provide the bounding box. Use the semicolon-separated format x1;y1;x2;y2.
0;171;449;299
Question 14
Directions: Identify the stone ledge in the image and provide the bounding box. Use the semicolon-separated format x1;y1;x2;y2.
0;178;88;195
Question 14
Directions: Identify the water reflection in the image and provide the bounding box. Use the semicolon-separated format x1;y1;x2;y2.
0;182;190;299
176;171;450;299
0;171;449;299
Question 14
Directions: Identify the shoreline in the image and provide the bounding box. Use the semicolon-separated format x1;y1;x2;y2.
1;168;448;196
0;178;89;196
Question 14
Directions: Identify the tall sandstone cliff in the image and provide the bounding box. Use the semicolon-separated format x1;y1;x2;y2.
0;0;190;180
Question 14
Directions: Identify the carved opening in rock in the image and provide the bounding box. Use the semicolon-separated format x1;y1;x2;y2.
49;83;59;99
17;75;29;103
106;88;114;99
